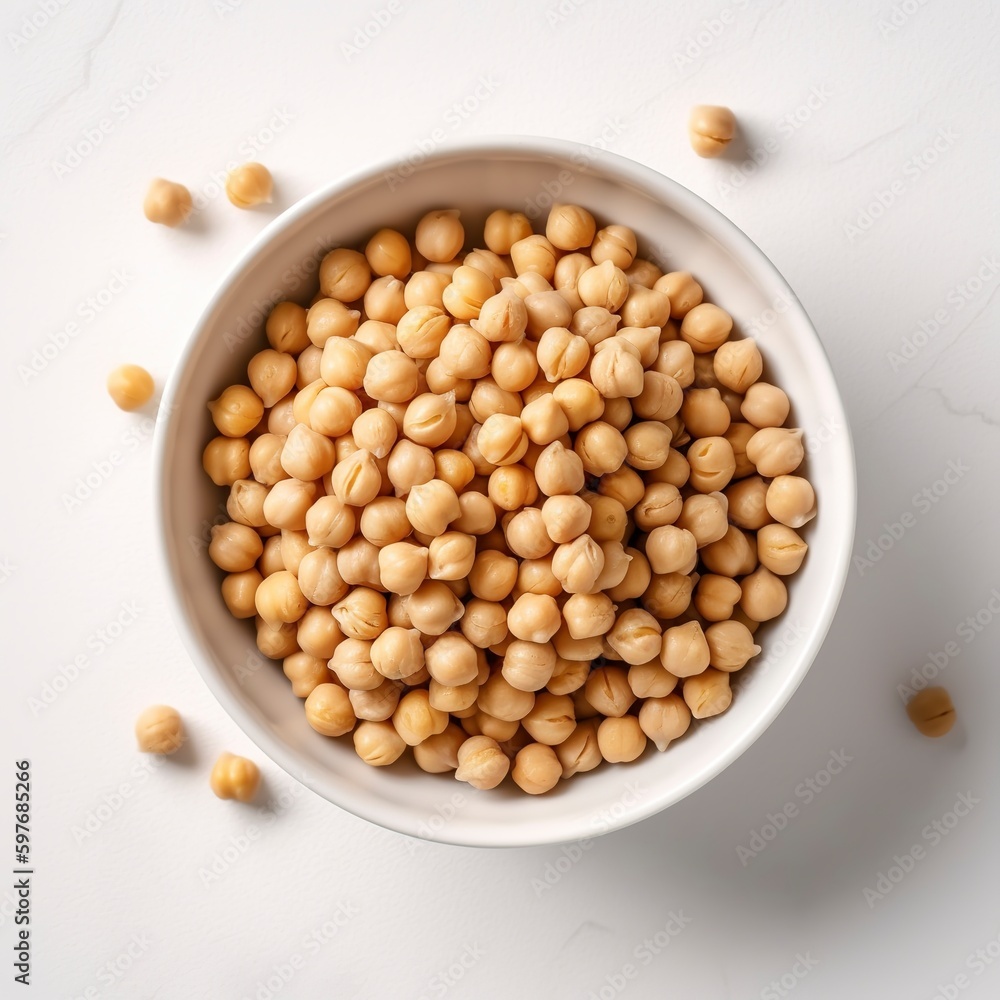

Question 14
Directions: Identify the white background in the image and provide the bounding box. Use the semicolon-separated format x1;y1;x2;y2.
3;0;999;997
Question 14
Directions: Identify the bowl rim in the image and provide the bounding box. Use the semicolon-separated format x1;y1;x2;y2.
153;135;857;848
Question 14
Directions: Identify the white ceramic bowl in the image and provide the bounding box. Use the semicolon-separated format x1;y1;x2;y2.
155;137;855;848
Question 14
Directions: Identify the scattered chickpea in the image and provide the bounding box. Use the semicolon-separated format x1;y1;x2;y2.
688;105;737;158
135;705;185;754
143;178;192;226
107;364;155;411
906;687;956;738
210;753;260;802
226;162;273;208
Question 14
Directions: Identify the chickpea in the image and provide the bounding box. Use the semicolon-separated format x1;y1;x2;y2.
544;203;595;251
555;719;602;777
680;387;731;439
590;224;637;268
766;475;817;528
501;507;551;561
435;325;491;381
483;209;533;255
209;753;261;801
366;628;424;685
570;305;620;346
107;363;155;411
336;536;383;589
711;340;761;395
396;305;451;359
604;608;660;665
680;303;733;353
906;687;957;738
401;391;456;449
477;667;534;720
427;531;477;580
225;479;269;531
660;621;711;678
443;265;496;321
645;525;697;575
693;574;741;622
135;705;185;754
221;568;263;619
404;270;451;310
277;424;334;482
203;437;251;487
306;298;361;348
532;441;583;497
512;743;562;794
650;273;700;321
593;540;632;592
722;476;770;531
578;259;629;311
701;525;757;577
756;523;808;576
330;637;380;690
741;382;790;428
361;227;410;279
633;483;682;532
510;234;557;280
352;720;406;766
374;541;427;597
349;680;402;723
686;436;736;493
469;378;522;425
319;248;371;303
415;209;464;263
688;105;737;157
256;617;299;659
677;492;729;548
485;464;535;512
638;694;691;751
523;290;573;337
538;495;588;545
601;396;634;433
546;657;590;697
590;339;645;399
453;490;497;535
746;427;805;478
209;521;263;572
470;289;529;344
406;580;464;635
574;421;627;476
295;343;322;388
458;599;507;649
551;379;602;432
466;550;516;602
580;495;624;544
597;716;646;763
404;479;460;535
621;421;672;472
143;177;193;226
627;659;678;700
329;587;385;641
740;566;788;621
549;534;604;594
354;319;400;354
705;620;761;671
224;161;273;208
507;593;562;644
642;571;695;619
477;413;529;467
281;651;330;698
621;285;671;328
297;606;343;660
491;340;538;393
682;668;732;719
262;301;308;354
584;666;634;718
520;692;575;746
254;569;307;628
450;735;508;789
208;385;263;437
362;276;406;325
258;536;284;578
386;439;435;494
349;411;396;463
464;247;512;287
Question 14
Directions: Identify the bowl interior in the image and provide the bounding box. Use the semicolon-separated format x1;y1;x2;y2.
156;139;855;847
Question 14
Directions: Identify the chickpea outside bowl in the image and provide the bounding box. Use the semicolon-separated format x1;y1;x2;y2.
155;137;855;848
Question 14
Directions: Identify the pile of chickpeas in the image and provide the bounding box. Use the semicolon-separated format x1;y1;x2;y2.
201;203;817;795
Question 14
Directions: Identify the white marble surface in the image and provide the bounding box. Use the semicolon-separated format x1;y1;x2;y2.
3;0;999;997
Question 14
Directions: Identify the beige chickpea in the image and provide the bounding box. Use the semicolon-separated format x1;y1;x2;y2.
375;541;427;596
436;325;492;380
302;682;356;738
622;421;672;472
740;566;788;621
402;391;457;448
396;305;451;359
616;327;661;370
713;339;762;393
469;377;522;425
765;475;817;528
209;753;261;801
362;351;419;404
701;525;757;577
574;421;627;477
363;228;411;279
460;599;509;648
369;626;425;682
135;705;185;754
723;422;756;480
652;271;702;320
349;680;402;723
319;248;371;303
256;616;299;659
470;289;529;344
203;437;251;487
298;345;325;389
724;476;772;531
583;494;628;543
606;609;663;666
303;496;353;549
511;743;561;794
660;621;711;678
225;479;269;530
225;161;272;208
354;319;400;355
518;394;568;447
633;483;682;532
653;342;695;392
540;495;590;545
677;492;730;547
641;571;695;619
443;265;496;321
683;668;732;719
553;719;601;777
551;379;603;431
550;535;604;594
363;276;408;325
589;339;644;399
741;382;790;428
600;396;633;432
584;665;634;717
554;622;604;662
331;587;387;640
688;105;737;157
757;523;808;575
570;305;620;347
576;259;629;312
532;441;583;497
306;298;361;348
483;209;533;255
490;340;538;394
386;439;435;494
591;224;638;269
502;270;553;301
331;637;381;690
453;490;497;535
258;536;284;578
221;568;263;619
534;327;589;382
297;606;343;660
545;203;596;250
266;396;297;436
607;547;652;602
245;350;295;409
405;479;460;535
705;620;760;671
693;574;742;622
464;711;518;742
523;290;573;338
350;410;396;461
464;247;513;287
209;522;263;573
469;550;518;601
645;526;697;575
597;716;647;763
254;569;307;628
427;531;477;580
521;692;575;746
208;385;263;438
415;209;464;263
625;257;663;288
628;660;678;700
143;177;192;226
317;340;369;393
264;301;309;355
278;424;334;482
510;234;557;280
412;724;466;772
282;651;332;698
423;633;479;688
680;303;733;353
352;720;406;766
638;695;691;751
280;529;316;575
478;669;535;720
407;580;464;635
336;536;384;589
502;508;553;560
488;465;538;511
404;270;451;310
593;539;633;592
424;360;474;406
453;735;509;789
746;427;805;477
501;638;558;692
507;593;562;644
681;387;731;439
328;450;381;506
546;657;590;697
560;592;615;640
621;286;671;329
477;413;529;467
687;436;737;493
554;251;593;296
